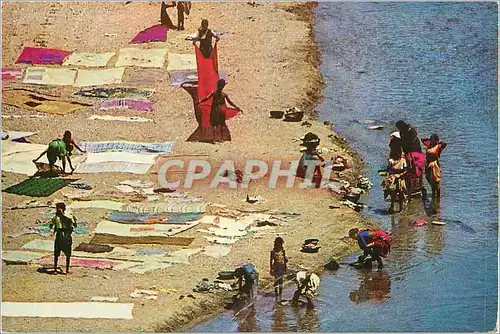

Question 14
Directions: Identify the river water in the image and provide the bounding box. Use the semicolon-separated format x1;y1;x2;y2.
190;2;498;332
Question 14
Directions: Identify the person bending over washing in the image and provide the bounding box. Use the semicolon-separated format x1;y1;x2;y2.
292;271;320;309
270;237;288;300
192;19;220;58
196;79;242;142
33;138;68;174
235;263;259;300
349;228;391;270
62;130;86;174
50;202;77;275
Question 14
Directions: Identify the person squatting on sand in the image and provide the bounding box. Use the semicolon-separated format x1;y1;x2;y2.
292;271;320;309
270;237;288;300
349;228;391;270
192;19;220;59
51;202;77;275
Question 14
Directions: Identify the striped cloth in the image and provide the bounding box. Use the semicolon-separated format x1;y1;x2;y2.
80;141;174;154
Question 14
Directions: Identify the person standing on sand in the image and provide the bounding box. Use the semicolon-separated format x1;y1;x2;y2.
160;1;176;28
62;130;86;174
50;202;77;275
192;19;220;58
349;227;391;270
270;237;288;300
174;1;190;30
291;271;320;309
196;79;242;142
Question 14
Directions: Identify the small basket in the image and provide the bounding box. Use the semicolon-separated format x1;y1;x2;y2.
284;111;304;122
270;110;284;119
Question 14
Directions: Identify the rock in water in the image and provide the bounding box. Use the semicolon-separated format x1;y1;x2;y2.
324;259;340;271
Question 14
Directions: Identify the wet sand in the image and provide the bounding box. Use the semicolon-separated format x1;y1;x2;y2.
1;2;370;331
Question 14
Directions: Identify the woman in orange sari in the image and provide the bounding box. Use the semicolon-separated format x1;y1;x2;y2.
422;134;447;200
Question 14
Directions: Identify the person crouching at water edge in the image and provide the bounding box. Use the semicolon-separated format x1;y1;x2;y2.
291;271;320;309
349;228;391;270
51;202;77;275
235;263;259;300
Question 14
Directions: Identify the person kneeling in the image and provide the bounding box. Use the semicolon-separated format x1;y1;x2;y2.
292;271;320;309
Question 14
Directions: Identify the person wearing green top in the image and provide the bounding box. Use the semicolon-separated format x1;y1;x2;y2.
33;139;68;174
50;202;77;275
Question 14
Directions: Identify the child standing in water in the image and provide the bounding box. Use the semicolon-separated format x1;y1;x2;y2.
270;237;288;300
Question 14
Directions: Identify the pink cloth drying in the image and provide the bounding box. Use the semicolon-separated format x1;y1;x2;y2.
130;24;169;44
16;47;72;65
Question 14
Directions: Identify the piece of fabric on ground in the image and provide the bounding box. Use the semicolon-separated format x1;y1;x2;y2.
2;141;46;156
62;52;115;67
75;161;152;174
115;48;167;68
124;201;207;213
83;152;159;164
39;256;124;269
23;67;77;86
169;70;227;87
16;47;73;65
2;302;134;319
130;24;169;44
2;67;23;81
91;296;119;302
74;67;125;87
108;211;202;224
2;250;48;264
203;236;238;244
94;220;199;237
81;141;174;154
99;99;154;112
4;177;78;197
74;243;114;253
203;245;231;258
88;115;153;122
73;87;154;99
91;234;194;246
1;130;38;142
22;239;55;252
124;68;166;87
68;200;124;211
127;262;172;274
2;90;90;115
167;53;197;72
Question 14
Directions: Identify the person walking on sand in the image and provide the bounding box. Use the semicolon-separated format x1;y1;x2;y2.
192;19;220;58
421;134;447;200
50;202;77;275
235;263;259;301
62;130;86;174
291;271;320;309
175;1;190;30
349;227;391;270
196;79;242;142
270;237;288;300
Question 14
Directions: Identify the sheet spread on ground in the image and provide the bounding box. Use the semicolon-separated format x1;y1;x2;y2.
68;200;124;211
2;67;23;81
167;53;197;71
75;161;153;174
169;70;227;87
16;47;72;65
2;90;91;115
99;99;154;111
124;201;208;213
4;177;78;197
1;130;38;141
88;115;153;123
130;24;168;44
23;67;77;86
2;302;134;319
115;48;167;68
83;152;159;164
73;87;154;99
94;220;199;237
80;141;174;154
62;52;115;67
74;67;125;87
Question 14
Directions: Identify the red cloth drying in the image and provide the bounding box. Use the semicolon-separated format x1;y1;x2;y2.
16;47;72;65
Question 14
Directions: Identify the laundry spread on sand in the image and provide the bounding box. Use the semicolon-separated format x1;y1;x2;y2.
169;70;228;87
16;47;73;65
83;152;159;164
23;67;77;86
167;53;197;72
23;239;57;252
2;250;49;264
90;234;194;246
124;68;166;87
2;67;23;81
73;87;155;99
130;24;169;44
88;115;153;123
94;220;199;237
99;99;154;112
75;161;153;174
115;48;167;68
1;130;38;142
1;302;134;320
127;262;172;274
62;52;115;67
108;211;202;224
203;236;238;244
203;245;231;258
39;256;124;269
4;177;78;197
80;141;174;154
68;200;124;211
2;90;91;115
74;243;114;253
124;201;207;214
91;296;119;302
74;67;125;87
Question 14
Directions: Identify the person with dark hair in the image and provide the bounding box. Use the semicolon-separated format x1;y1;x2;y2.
192;19;220;58
349;227;391;270
62;130;86;174
50;203;77;275
270;237;288;300
235;263;259;300
296;132;324;188
160;1;176;28
175;1;190;30
196;79;242;142
422;134;448;199
382;145;408;212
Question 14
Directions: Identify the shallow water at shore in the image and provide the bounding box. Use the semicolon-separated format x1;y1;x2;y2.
190;2;497;332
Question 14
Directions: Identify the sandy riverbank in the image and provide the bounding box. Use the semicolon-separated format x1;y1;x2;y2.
1;2;370;331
